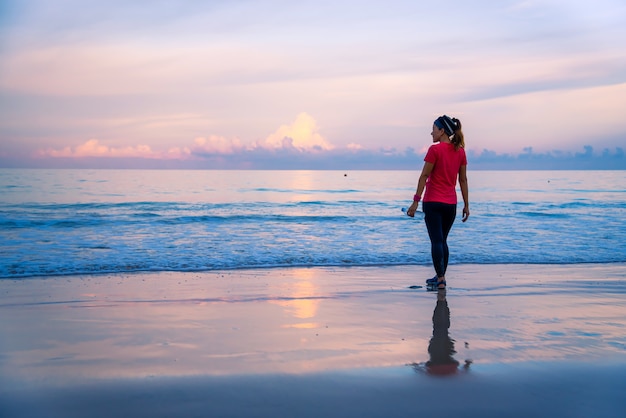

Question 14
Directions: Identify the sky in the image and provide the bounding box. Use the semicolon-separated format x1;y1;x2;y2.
0;0;625;169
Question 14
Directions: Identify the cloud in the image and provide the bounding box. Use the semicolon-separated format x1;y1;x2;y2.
15;140;626;170
192;135;243;155
36;138;187;159
466;145;626;170
190;113;335;157
346;143;363;151
260;113;334;151
35;113;337;161
165;146;192;159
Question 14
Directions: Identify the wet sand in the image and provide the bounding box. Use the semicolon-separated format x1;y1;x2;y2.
1;264;625;417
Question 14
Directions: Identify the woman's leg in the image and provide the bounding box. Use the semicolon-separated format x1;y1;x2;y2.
440;204;457;276
423;202;445;279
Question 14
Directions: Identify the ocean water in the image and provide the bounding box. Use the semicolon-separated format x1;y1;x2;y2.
0;169;625;278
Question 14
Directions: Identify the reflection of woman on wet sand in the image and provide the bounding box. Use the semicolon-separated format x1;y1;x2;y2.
426;289;460;375
411;289;470;375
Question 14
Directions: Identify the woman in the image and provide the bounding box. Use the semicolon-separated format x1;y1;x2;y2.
406;115;469;289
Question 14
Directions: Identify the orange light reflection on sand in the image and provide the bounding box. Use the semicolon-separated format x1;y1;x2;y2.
269;268;320;321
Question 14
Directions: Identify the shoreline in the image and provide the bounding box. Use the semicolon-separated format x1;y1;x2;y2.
1;263;625;417
2;260;626;281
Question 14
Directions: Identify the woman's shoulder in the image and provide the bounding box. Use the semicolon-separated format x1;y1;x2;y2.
445;143;466;154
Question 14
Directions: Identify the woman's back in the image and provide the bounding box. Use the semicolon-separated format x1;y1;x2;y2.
423;142;467;204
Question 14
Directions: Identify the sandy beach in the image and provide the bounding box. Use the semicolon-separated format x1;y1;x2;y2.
1;264;625;417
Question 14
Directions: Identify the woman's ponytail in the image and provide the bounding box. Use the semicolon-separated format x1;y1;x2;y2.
451;118;465;150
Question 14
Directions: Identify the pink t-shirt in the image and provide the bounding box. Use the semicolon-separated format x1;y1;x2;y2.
423;142;467;204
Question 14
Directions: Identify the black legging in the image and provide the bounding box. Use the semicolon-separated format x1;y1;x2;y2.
423;202;457;278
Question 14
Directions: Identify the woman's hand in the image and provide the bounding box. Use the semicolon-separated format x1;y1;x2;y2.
462;205;470;222
406;201;419;217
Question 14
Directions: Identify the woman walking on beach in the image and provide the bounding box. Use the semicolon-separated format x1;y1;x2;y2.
406;115;469;289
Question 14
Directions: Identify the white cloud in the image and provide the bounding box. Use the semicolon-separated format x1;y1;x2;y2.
37;139;150;158
190;113;337;155
166;146;191;159
346;143;363;151
261;113;334;151
192;135;244;155
37;138;186;159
